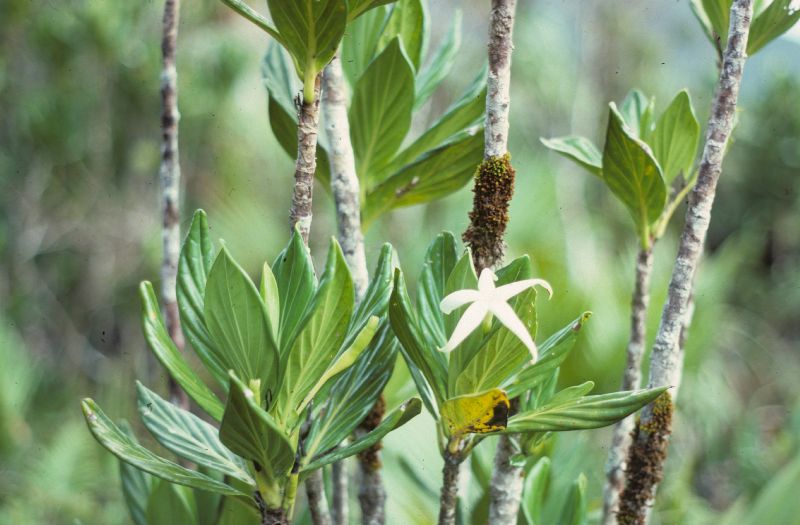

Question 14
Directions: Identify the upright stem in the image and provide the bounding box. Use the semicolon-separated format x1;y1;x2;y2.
305;470;333;525
488;433;524;524
484;0;517;158
331;461;349;525
357;397;387;525
602;247;654;524
158;0;188;408
289;74;322;243
618;2;753;523
438;451;462;525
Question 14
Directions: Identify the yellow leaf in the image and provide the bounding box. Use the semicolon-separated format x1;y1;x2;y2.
441;388;510;436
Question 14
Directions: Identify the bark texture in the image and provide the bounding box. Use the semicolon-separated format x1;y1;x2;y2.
484;0;517;158
256;492;288;525
158;0;188;407
331;461;349;525
322;55;369;298
621;0;753;520
306;469;333;525
488;435;524;524
438;452;462;525
602;247;654;524
289;75;321;244
357;395;386;525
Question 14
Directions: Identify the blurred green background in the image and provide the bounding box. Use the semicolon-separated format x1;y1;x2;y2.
1;0;798;523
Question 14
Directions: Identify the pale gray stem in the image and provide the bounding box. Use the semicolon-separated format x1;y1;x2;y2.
488;435;524;524
322;55;369;299
306;469;333;525
485;0;517;158
289;75;321;244
624;1;753;520
158;0;188;408
358;464;386;525
438;452;462;525
602;247;654;525
331;460;348;525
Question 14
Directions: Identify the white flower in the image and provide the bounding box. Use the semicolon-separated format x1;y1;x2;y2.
439;268;553;362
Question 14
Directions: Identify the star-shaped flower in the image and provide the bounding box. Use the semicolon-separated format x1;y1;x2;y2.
439;268;553;361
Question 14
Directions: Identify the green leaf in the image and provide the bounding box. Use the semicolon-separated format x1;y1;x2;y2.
748;0;800;54
140;282;225;421
540;136;602;177
701;0;733;44
735;451;800;525
347;0;395;21
416;232;459;349
652;90;701;184
118;422;153;525
259;263;280;342
380;72;485;181
348;243;395;342
272;240;354;429
377;0;427;70
506;313;591;399
205;246;280;393
146;479;199;525
341;5;388;86
272;229;317;352
521;457;551;525
559;474;588;525
602;103;667;244
81;399;243;496
177;210;227;387
389;269;447;412
136;382;254;486
618;89;655;139
303;320;397;458
350;37;415;179
505;387;668;433
301;398;421;471
216;496;260;525
219;374;295;480
363;131;484;225
267;0;348;98
415;11;461;108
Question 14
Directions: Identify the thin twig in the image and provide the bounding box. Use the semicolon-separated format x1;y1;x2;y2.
618;1;754;522
602;247;654;524
289;75;322;243
158;0;188;408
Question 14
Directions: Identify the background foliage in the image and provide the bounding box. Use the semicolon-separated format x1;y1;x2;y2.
1;0;799;523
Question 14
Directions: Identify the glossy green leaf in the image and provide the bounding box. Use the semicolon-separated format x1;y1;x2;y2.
415;11;461;108
652;90;701;184
272;229;317;352
521;457;551;525
118;422;152;525
389;269;447;411
259;262;280;342
748;0;800;54
272;240;354;429
301;398;421;472
506;312;591;399
348;243;395;343
416;232;459;349
205;246;280;392
377;0;427;70
267;0;348;94
505;387;668;433
219;374;295;480
81;399;243;496
176;210;227;387
140;281;224;421
540;136;602;177
304;320;398;459
136;382;254;486
602;103;667;242
146;479;198;525
618;89;655;139
701;0;733;44
341;5;388;86
559;474;588;525
350;38;415;179
364;131;484;225
347;0;395;21
379;72;485;181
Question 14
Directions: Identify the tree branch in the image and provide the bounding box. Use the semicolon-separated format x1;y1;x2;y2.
158;0;188;408
618;1;754;522
438;450;462;525
488;433;524;524
305;470;333;525
602;247;654;524
289;74;322;243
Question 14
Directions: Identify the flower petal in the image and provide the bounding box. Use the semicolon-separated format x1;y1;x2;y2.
478;268;497;294
439;302;489;353
489;300;538;362
494;278;553;302
440;289;481;314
